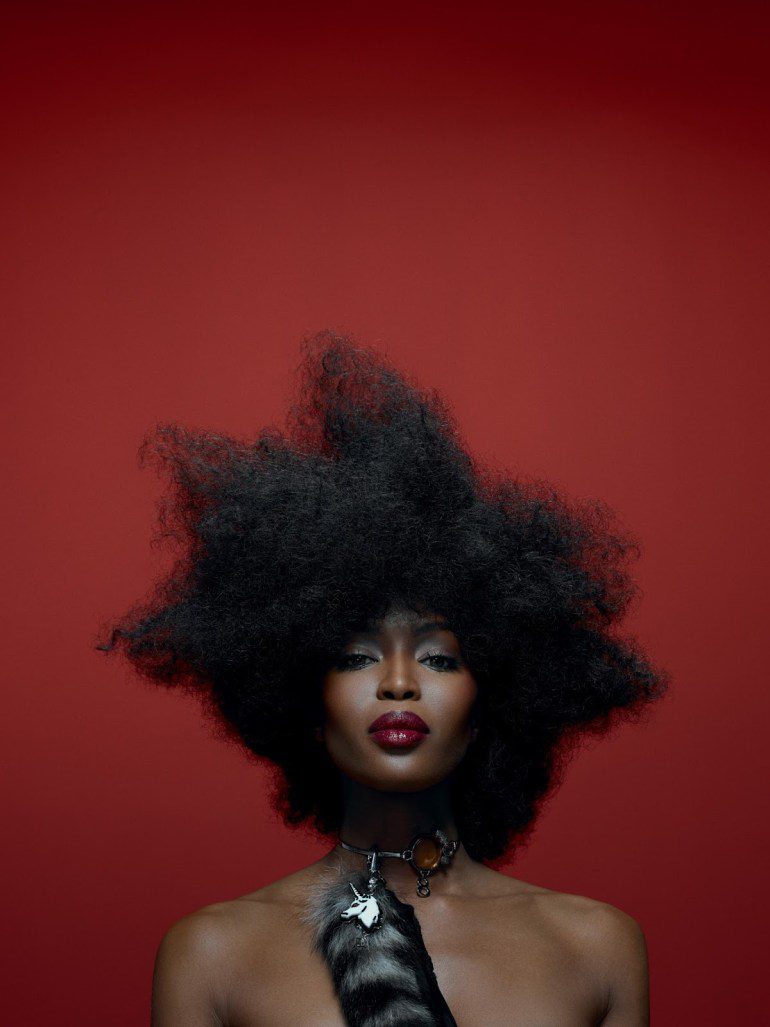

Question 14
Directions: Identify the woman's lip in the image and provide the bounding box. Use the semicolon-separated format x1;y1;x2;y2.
368;711;430;733
369;728;428;749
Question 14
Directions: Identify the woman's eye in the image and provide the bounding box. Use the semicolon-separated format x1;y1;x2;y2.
421;652;461;672
334;652;374;671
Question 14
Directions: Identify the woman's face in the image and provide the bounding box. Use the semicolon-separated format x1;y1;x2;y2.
318;606;479;792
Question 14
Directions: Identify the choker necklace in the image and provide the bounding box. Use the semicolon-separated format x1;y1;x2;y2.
339;827;458;898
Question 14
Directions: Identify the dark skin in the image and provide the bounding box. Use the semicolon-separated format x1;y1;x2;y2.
151;608;649;1025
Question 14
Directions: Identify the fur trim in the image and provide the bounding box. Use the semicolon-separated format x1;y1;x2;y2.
301;865;457;1026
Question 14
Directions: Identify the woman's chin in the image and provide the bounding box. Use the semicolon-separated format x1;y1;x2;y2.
342;760;455;794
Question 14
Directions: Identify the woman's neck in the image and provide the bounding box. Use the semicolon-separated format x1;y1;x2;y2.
339;775;457;846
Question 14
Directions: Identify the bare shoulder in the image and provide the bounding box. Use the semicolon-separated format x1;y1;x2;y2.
156;863;317;972
152;891;281;1026
152;905;229;1025
520;881;646;965
156;882;289;967
153;904;240;1006
536;885;646;950
526;883;650;1024
157;899;252;963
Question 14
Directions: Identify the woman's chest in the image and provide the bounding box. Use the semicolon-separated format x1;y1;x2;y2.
226;913;605;1026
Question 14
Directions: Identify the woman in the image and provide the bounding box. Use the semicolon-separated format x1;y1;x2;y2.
100;332;668;1025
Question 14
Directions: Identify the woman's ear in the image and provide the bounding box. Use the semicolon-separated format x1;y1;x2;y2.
314;725;324;744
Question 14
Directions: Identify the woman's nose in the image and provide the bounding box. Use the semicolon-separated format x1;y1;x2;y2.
377;655;420;700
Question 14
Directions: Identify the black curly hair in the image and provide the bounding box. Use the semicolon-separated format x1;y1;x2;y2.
98;331;668;864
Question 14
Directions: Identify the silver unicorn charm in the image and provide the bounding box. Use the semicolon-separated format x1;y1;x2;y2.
341;882;381;931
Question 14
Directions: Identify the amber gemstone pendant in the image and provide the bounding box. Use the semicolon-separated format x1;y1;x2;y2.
402;829;455;896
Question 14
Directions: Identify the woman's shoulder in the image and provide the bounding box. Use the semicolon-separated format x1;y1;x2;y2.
541;886;649;1022
537;882;646;960
470;864;647;980
152;871;323;1025
156;862;322;962
153;897;259;994
472;866;648;1021
152;872;311;1021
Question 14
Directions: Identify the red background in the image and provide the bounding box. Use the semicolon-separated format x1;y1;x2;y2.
3;3;769;1023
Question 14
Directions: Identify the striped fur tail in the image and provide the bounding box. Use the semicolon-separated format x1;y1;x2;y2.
302;865;457;1026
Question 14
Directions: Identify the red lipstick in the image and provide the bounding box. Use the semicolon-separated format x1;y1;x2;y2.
368;710;429;750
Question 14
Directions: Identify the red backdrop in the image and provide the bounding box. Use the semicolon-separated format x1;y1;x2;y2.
3;3;768;1024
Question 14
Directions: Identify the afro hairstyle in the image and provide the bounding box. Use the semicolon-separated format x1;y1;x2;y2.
98;331;668;864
